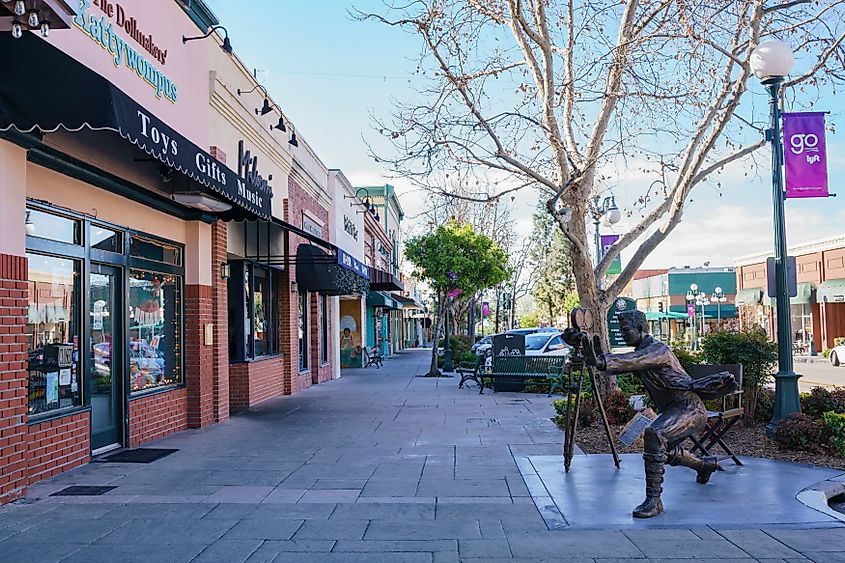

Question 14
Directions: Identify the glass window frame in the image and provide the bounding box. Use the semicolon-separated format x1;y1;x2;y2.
227;260;279;363
25;199;187;420
319;294;329;365
299;291;309;371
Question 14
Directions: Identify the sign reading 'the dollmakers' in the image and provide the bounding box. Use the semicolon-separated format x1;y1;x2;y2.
74;0;178;102
783;112;829;199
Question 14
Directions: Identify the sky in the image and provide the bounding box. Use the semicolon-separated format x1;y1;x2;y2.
203;0;845;271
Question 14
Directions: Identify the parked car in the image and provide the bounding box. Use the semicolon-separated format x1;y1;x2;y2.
506;327;560;336
472;335;493;355
831;343;845;367
524;331;571;357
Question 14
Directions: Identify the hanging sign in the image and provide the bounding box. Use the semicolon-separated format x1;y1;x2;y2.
600;234;622;275
482;302;490;317
687;304;696;318
783;112;829;199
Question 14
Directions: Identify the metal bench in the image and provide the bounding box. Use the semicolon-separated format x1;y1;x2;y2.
472;355;566;395
364;347;384;369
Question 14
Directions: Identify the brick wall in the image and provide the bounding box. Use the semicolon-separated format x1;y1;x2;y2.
229;356;285;410
0;253;28;503
310;294;333;384
27;413;89;485
128;388;188;447
211;222;230;422
185;284;214;428
285;175;332;393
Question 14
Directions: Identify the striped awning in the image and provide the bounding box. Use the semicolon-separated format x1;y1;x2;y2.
818;279;845;303
735;288;763;306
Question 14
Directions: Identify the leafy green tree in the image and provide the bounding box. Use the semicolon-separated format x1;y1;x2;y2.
405;220;510;375
530;204;579;326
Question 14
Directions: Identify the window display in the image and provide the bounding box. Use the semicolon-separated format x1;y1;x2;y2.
227;261;278;362
128;270;182;392
26;253;81;415
299;291;308;370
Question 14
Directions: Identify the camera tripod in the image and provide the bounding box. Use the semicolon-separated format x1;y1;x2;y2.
561;309;621;472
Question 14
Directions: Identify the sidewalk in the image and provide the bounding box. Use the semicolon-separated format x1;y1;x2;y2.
1;348;843;562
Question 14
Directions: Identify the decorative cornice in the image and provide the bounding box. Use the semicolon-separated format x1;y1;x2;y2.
734;233;845;266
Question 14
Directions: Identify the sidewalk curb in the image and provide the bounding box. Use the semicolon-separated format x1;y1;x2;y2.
796;475;845;522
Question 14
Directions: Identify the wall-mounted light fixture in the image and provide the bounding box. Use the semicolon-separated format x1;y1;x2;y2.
182;25;233;54
271;114;287;132
344;188;380;222
237;84;273;116
288;129;299;147
220;262;231;280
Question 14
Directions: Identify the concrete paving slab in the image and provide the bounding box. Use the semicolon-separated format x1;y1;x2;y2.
522;454;845;529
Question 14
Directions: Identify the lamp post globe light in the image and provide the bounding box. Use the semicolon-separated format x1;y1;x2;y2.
750;39;801;435
591;195;621;265
713;287;727;327
686;284;701;350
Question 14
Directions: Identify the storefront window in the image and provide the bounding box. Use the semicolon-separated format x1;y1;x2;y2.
299;291;308;371
91;225;123;253
227;261;277;362
130;235;182;266
790;303;813;353
128;270;183;392
26;208;80;245
26;253;81;415
320;294;328;364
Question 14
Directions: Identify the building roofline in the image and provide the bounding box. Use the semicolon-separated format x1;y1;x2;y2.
734;233;845;266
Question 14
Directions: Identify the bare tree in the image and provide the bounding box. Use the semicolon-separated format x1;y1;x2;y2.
358;0;845;364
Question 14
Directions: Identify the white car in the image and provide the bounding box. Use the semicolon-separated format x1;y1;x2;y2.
524;332;571;357
831;343;845;367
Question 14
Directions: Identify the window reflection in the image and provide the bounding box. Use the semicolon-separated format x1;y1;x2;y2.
91;226;123;253
26;253;81;415
128;270;182;392
26;209;80;245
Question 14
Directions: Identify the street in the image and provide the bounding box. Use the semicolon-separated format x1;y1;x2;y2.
795;360;845;392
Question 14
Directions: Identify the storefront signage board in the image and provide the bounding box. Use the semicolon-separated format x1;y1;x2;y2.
337;249;369;279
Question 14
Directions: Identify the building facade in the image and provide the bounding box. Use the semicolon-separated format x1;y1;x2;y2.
0;0;384;503
735;234;845;353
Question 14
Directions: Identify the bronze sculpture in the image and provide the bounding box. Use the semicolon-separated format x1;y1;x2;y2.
582;309;738;518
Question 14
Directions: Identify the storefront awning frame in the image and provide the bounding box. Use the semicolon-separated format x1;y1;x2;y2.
735;287;763;306
818;278;845;303
763;282;816;307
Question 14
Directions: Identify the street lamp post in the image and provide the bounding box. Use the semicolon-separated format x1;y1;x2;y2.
686;284;701;350
750;39;802;435
697;294;710;336
590;195;622;266
713;287;727;328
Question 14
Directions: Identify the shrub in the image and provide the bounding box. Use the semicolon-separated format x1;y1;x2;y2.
835;337;845;347
616;373;646;396
755;388;775;423
700;328;777;426
553;396;597;428
438;335;473;356
823;348;832;359
774;413;825;452
523;378;550;394
672;347;701;375
800;387;845;418
605;388;636;425
824;411;845;457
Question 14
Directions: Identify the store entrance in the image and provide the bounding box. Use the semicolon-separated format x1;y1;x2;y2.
90;264;124;453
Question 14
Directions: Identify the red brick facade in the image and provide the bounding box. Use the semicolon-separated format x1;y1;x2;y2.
27;413;89;485
229;357;286;410
0;254;29;503
212;222;230;423
186;284;214;429
128;388;188;447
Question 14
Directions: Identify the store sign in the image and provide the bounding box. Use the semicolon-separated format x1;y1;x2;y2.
337;249;369;279
343;215;359;241
74;0;178;102
783;112;829;199
607;297;637;348
302;216;324;238
110;93;270;217
237;141;274;208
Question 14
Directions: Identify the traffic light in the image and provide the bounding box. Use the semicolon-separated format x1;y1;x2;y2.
658;302;664;313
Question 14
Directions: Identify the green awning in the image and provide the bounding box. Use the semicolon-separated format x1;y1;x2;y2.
645;312;661;321
818;278;845;303
735;287;763;306
763;282;815;307
367;291;400;310
646;311;689;320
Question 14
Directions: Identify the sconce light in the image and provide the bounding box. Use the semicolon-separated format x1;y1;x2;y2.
182;25;233;54
288;129;299;147
291;280;298;292
25;211;35;236
257;98;273;116
220;262;231;280
271;115;287;132
237;84;273;117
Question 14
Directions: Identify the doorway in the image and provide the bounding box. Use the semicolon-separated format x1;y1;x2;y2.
89;264;124;453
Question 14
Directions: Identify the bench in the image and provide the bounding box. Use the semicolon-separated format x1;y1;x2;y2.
686;363;744;465
364;347;384;369
462;355;566;395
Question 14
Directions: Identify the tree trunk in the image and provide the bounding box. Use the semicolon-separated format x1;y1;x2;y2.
428;294;446;376
468;298;476;344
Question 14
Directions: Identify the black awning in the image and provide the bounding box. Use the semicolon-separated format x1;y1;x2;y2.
368;266;404;291
296;244;368;296
0;33;271;220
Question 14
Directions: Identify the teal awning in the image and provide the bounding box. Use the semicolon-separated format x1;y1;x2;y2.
818;279;845;303
367;291;400;309
735;287;763;306
646;311;689;320
764;282;815;307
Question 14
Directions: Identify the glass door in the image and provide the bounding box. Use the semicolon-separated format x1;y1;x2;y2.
90;264;123;452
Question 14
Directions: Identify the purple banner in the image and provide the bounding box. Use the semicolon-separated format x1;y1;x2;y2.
600;234;622;275
687;304;696;318
783;112;829;198
482;302;490;317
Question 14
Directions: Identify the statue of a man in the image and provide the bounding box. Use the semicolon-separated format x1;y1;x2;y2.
583;309;737;518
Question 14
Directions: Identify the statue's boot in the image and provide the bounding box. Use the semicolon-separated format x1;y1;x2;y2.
633;455;664;518
668;449;721;484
